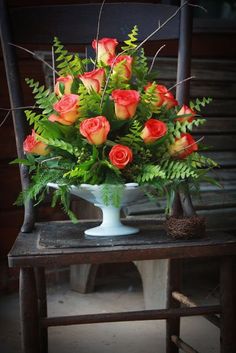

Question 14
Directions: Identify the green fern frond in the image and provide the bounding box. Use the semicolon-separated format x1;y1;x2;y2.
53;37;85;76
77;85;102;117
161;159;198;180
116;120;143;152
133;48;149;87
108;60;131;91
121;25;139;51
190;97;212;112
25;78;57;115
137;164;166;183
25;110;44;133
189;152;218;168
168;118;206;139
38;136;79;156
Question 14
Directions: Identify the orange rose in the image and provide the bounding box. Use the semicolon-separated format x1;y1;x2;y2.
169;133;198;159
145;83;177;109
175;105;196;123
80;116;110;145
111;89;140;120
49;94;80;125
141;119;167;144
109;144;133;169
92;38;118;65
79;68;105;93
110;55;133;80
54;75;73;96
23;130;49;156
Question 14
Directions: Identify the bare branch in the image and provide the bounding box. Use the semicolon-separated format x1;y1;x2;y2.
168;76;195;92
94;0;106;68
9;43;60;76
0;110;11;128
51;45;56;87
148;45;166;74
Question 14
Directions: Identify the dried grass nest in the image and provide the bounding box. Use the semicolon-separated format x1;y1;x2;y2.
165;215;206;240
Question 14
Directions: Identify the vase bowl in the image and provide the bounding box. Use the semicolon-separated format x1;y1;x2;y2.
48;183;144;237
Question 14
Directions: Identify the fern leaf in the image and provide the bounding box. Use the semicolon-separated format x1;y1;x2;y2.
121;25;139;51
190;97;212;112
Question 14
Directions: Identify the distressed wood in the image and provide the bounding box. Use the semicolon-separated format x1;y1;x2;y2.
40;305;221;327
35;268;48;353
166;259;182;353
172;291;220;328
20;267;40;353
220;256;236;353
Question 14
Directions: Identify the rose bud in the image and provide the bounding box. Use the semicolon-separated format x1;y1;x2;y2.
109;144;133;169
141;119;167;144
78;68;105;93
175;105;196;123
92;38;118;65
110;55;133;80
50;94;80;125
169;133;198;159
111;89;140;120
54;75;74;96
80;116;110;145
23;130;49;156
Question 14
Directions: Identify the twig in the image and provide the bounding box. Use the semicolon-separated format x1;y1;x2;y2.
94;0;106;69
0;106;35;111
51;45;56;87
168;76;195;92
9;43;60;76
0;110;11;128
134;2;206;53
148;45;166;74
171;136;204;158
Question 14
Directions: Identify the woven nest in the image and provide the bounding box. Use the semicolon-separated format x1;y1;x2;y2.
165;215;206;240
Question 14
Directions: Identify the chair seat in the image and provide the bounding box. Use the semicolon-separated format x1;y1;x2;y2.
8;219;236;268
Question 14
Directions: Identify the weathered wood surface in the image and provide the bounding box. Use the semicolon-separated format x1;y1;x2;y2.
8;220;236;267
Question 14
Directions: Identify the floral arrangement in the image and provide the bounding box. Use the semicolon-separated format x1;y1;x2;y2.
14;26;217;221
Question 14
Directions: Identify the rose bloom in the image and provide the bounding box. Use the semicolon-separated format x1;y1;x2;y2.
110;55;133;80
23;130;49;156
49;94;80;125
141;119;167;144
109;144;133;169
169;133;198;159
54;75;73;96
111;89;140;120
145;83;178;109
80;116;110;145
175;105;196;123
92;38;118;65
79;68;105;93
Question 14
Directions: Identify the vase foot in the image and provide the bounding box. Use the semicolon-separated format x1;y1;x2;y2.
84;225;139;237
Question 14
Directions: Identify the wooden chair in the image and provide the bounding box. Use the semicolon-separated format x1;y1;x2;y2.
1;1;236;353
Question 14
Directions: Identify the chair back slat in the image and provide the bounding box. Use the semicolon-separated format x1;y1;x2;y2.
9;3;180;44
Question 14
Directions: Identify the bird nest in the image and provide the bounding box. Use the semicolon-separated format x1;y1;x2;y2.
165;215;206;240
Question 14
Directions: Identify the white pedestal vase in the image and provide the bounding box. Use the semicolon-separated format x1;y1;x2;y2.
48;183;144;237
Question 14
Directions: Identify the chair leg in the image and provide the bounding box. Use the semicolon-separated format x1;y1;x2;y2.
220;256;236;353
20;267;40;353
35;267;48;353
166;259;183;353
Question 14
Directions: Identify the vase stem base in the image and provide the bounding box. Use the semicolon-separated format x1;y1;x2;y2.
85;224;139;237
